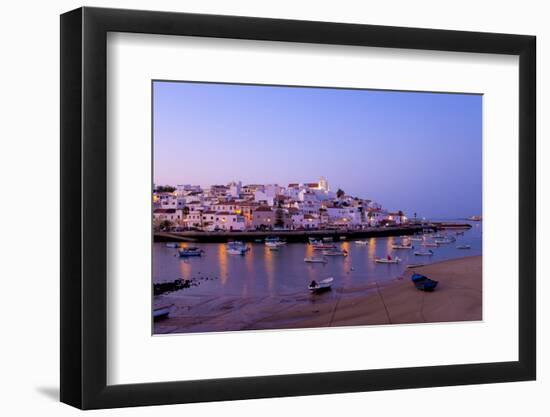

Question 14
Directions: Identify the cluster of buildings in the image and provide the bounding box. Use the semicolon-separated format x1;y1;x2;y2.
153;177;408;232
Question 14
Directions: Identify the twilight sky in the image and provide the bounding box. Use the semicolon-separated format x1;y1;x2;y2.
153;81;482;219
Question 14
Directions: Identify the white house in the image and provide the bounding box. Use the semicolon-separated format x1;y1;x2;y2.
153;208;184;224
291;213;320;229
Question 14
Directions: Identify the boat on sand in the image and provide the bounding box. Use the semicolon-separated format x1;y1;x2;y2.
153;304;174;320
410;273;438;291
308;277;334;292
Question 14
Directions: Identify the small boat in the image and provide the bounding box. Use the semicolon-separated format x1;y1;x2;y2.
153;304;174;320
265;240;285;248
308;237;321;244
354;240;369;245
456;244;471;249
304;256;327;263
254;238;263;243
435;238;454;244
392;244;412;249
409;236;423;242
227;247;247;255
375;256;401;264
406;263;426;269
322;249;348;257
339;236;346;241
308;277;334;292
421;242;439;247
322;237;334;242
165;242;179;248
178;247;203;257
312;243;337;250
410;273;438;291
414;250;434;256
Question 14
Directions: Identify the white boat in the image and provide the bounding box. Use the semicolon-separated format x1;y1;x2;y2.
322;237;334;242
392;244;412;249
308;277;334;292
312;243;337;250
265;241;285;248
227;247;247;255
354;240;369;245
456;244;471;249
304;256;327;263
414;250;434;256
339;236;346;241
153;304;173;320
375;256;402;264
435;238;454;244
409;236;423;242
165;242;179;248
322;249;348;257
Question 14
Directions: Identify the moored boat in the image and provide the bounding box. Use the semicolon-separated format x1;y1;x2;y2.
165;242;179;248
312;243;337;250
308;277;334;292
421;242;439;247
375;256;401;264
354;240;369;245
322;249;348;257
392;244;412;249
227;247;248;255
456;244;471;249
414;250;434;256
178;247;203;257
304;256;327;263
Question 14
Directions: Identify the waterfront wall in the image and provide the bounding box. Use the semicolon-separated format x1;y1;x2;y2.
154;225;435;243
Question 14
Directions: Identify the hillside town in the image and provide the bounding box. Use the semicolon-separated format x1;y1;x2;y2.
153;177;410;232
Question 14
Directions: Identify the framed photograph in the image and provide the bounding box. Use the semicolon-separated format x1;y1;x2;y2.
60;6;536;409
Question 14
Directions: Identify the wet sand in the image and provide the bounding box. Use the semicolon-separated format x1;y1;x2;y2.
154;255;482;334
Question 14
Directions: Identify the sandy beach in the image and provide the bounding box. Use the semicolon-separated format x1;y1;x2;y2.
154;255;482;334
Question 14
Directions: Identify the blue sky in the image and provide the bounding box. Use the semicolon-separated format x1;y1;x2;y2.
153;81;482;219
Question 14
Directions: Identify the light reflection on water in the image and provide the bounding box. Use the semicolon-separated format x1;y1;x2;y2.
153;222;482;297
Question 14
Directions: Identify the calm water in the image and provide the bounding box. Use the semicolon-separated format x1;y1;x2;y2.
153;221;482;297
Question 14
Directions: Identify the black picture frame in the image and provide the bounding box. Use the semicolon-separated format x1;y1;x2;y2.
60;6;536;410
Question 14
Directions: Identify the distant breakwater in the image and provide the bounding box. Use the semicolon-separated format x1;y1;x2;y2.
154;225;439;243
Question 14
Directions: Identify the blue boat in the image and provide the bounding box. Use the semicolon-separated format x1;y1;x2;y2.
410;273;438;292
178;247;203;257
